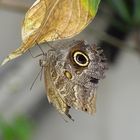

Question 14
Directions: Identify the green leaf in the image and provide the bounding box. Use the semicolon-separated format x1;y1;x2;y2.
12;117;33;140
0;116;33;140
107;0;131;23
133;0;140;25
81;0;101;16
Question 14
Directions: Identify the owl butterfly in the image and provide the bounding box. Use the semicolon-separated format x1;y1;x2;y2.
40;40;107;120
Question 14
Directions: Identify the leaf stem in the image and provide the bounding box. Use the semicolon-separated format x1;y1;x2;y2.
0;0;29;13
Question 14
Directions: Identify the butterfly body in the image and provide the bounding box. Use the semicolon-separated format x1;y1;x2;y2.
42;40;107;119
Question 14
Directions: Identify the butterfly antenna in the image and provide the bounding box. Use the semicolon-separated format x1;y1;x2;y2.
46;41;54;49
28;49;45;58
36;41;45;55
28;49;37;58
30;67;43;90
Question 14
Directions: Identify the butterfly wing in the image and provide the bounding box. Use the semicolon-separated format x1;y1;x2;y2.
63;75;97;115
58;40;106;115
43;56;72;119
72;88;97;114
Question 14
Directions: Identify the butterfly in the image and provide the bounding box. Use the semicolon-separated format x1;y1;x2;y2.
39;40;107;120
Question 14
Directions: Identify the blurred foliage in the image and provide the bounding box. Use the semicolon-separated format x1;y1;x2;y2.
0;116;33;140
99;0;140;63
107;0;140;27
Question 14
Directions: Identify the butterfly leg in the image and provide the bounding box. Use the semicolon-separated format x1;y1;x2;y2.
66;111;74;122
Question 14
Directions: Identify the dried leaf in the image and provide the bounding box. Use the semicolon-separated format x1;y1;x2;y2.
1;0;101;65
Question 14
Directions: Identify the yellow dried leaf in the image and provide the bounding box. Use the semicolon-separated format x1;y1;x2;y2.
2;0;97;65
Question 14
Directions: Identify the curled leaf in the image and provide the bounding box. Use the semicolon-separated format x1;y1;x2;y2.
1;0;101;65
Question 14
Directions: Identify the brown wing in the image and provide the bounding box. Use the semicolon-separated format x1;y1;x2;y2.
44;62;73;119
64;84;97;115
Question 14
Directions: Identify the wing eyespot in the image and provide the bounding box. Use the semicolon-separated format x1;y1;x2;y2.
73;51;89;67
